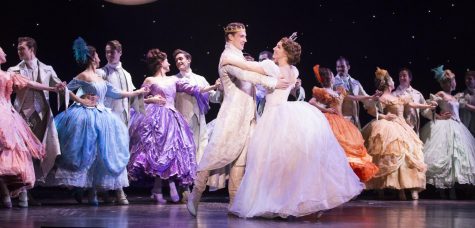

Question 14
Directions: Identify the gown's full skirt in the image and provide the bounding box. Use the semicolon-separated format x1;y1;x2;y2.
47;104;130;189
362;118;426;190
127;104;197;185
230;102;363;218
421;119;475;188
324;113;379;182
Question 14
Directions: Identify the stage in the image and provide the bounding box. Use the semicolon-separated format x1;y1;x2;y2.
2;194;475;228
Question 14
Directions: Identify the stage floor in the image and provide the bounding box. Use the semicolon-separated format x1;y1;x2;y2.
1;197;475;228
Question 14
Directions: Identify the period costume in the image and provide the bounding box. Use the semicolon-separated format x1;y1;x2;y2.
362;96;427;191
47;79;129;190
230;61;363;218
392;85;432;134
0;71;45;196
333;74;368;128
312;86;378;182
127;77;207;185
420;97;475;188
97;62;136;124
189;42;278;209
8;59;61;182
420;66;475;188
171;70;220;166
457;88;475;136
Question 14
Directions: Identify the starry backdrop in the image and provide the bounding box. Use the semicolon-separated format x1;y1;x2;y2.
1;0;474;123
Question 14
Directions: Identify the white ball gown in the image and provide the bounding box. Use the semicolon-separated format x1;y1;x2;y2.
229;60;363;218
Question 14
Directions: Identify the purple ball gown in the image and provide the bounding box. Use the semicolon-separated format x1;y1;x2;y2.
128;77;208;185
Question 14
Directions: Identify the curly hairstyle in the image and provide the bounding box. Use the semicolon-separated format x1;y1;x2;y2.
280;37;301;65
374;68;393;91
145;48;167;74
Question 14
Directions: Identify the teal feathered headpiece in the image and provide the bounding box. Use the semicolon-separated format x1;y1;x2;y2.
72;37;89;64
431;65;455;82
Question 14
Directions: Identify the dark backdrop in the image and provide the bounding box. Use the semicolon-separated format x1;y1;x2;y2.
2;0;474;125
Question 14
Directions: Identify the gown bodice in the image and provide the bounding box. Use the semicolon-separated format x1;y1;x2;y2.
439;99;461;122
380;96;410;118
143;77;200;110
263;61;298;107
68;78;123;108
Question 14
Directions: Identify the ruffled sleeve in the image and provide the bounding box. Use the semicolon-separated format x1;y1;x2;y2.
105;82;124;99
312;86;333;105
176;78;210;114
399;94;414;105
335;85;347;98
259;59;280;78
426;93;442;105
11;73;29;90
67;78;83;91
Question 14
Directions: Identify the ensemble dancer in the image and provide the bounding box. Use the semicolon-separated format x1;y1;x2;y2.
256;51;273;117
0;46;59;208
186;22;289;216
457;71;475;136
391;68;438;134
96;40;137;205
226;36;363;218
171;49;223;194
127;48;218;203
288;77;305;101
7;37;64;207
420;65;475;199
310;65;379;182
334;56;369;128
362;67;435;200
46;37;148;206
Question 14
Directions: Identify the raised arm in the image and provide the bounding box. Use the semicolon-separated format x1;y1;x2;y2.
106;82;148;99
221;57;267;75
347;90;381;102
407;101;436;110
220;65;277;89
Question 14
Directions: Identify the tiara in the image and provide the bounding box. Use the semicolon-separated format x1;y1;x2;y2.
289;32;298;41
224;24;246;33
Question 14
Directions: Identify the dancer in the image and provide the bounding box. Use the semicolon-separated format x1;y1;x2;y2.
309;65;379;182
225;36;363;218
0;46;59;208
457;71;475;136
127;48;218;203
46;37;148;206
420;65;475;199
391;68;436;134
362;67;435;200
334;56;369;128
171;49;221;175
7;37;64;207
187;22;288;216
172;49;227;194
96;40;137;205
288;78;305;101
